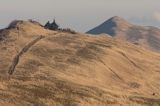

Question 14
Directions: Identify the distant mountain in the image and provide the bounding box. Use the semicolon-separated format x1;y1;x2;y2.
87;16;160;52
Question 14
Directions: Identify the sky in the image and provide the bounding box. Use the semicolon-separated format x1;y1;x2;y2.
0;0;160;32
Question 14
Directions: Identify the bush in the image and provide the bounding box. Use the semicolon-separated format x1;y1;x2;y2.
0;29;7;41
7;20;23;29
59;28;77;34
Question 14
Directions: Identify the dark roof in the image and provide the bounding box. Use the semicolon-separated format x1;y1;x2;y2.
51;20;58;27
44;21;50;27
44;19;59;30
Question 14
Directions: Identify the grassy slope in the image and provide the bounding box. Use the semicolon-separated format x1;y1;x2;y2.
0;21;160;106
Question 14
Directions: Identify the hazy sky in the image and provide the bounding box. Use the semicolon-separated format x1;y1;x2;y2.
0;0;160;32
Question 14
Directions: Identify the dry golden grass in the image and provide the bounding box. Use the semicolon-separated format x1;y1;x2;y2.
0;21;160;106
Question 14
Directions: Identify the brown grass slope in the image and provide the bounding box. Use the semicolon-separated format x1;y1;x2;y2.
87;16;160;52
0;20;160;106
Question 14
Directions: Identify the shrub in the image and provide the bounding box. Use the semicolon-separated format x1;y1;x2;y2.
7;20;23;29
59;28;77;34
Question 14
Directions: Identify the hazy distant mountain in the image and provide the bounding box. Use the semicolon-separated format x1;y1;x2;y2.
87;16;160;52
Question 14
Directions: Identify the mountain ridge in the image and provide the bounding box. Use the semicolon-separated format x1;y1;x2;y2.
87;16;160;52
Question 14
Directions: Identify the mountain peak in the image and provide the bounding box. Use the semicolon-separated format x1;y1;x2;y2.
2;20;50;38
87;16;160;52
104;16;131;26
109;16;126;21
87;16;132;35
7;20;43;29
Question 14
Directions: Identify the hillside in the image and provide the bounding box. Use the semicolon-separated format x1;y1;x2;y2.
87;16;160;52
0;20;160;106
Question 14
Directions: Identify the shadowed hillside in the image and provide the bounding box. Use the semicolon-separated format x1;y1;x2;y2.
0;20;160;106
87;16;160;52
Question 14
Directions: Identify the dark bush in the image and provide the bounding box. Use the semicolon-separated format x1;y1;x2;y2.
58;28;77;34
7;20;23;29
0;29;7;41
